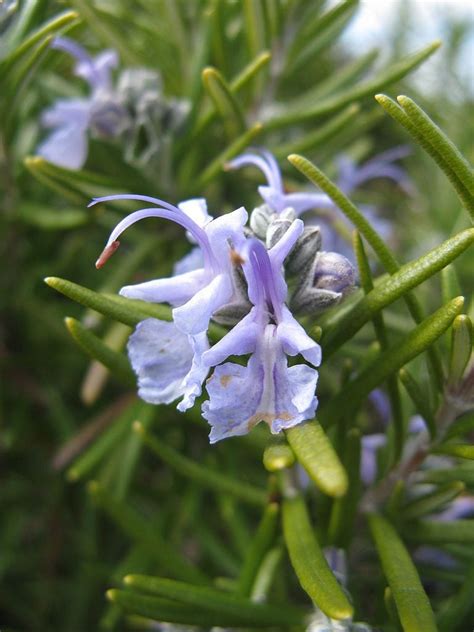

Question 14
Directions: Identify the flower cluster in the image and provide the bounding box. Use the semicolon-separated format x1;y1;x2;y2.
38;37;188;170
93;151;361;442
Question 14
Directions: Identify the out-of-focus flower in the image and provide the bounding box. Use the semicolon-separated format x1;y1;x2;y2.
201;231;321;442
37;37;190;171
38;37;129;169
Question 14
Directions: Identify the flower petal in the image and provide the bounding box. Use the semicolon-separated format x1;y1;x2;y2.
172;272;233;335
277;306;322;367
177;331;210;411
120;269;206;306
202;357;264;443
202;309;259;367
37;123;89;170
127;319;194;405
271;358;319;433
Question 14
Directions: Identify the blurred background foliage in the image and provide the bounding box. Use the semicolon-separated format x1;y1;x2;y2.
1;1;473;631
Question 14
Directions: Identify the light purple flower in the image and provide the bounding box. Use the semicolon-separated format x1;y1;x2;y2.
226;149;333;216
38;37;128;170
201;224;321;442
336;146;414;197
127;318;209;411
91;194;248;335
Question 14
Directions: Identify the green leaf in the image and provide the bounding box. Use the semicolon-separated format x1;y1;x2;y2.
64;317;134;386
122;575;306;626
418;465;474;487
446;412;474;440
448;315;472;386
109;588;296;627
243;0;266;60
202;67;246;138
69;0;140;65
237;503;279;596
437;561;474;631
194;122;263;189
433;444;474;460
286;420;348;498
441;264;462;305
403;520;474;544
328;429;361;547
375;95;474;218
190;51;270;142
321;228;474;355
353;230;404;459
399;368;436;438
321;298;464;422
45;277;172;327
287;0;358;74
89;482;206;583
0;10;79;74
282;494;354;619
368;513;437;632
18;203;89;230
397;95;474;207
66;398;139;482
274;104;360;159
402;482;465;521
133;422;266;506
266;41;440;129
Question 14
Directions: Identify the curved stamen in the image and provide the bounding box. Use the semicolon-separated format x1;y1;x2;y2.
259;149;283;194
226;153;283;194
95;205;215;270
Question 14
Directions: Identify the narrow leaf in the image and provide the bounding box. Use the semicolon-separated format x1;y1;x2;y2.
398;95;474;200
202;67;246;138
399;368;436;438
237;503;279;596
286;420;348;498
403;520;474;544
64;317;134;386
322;298;464;422
368;513;437;632
282;494;354;619
375;94;474;217
45;277;172;327
89;482;206;583
123;575;305;625
108;589;259;627
328;429;361;547
402;482;465;521
266;42;440;128
433;444;474;460
0;10;78;73
448;314;472;386
195;122;263;189
275;104;359;158
134;422;266;506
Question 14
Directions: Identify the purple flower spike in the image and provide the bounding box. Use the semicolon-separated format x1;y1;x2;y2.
92;194;248;335
201;225;322;442
227;149;333;216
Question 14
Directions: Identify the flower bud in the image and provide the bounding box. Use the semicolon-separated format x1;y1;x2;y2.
266;218;293;249
313;251;356;294
286;225;322;275
290;250;355;315
249;204;273;238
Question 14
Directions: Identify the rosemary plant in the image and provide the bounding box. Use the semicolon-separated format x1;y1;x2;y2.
1;1;473;631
